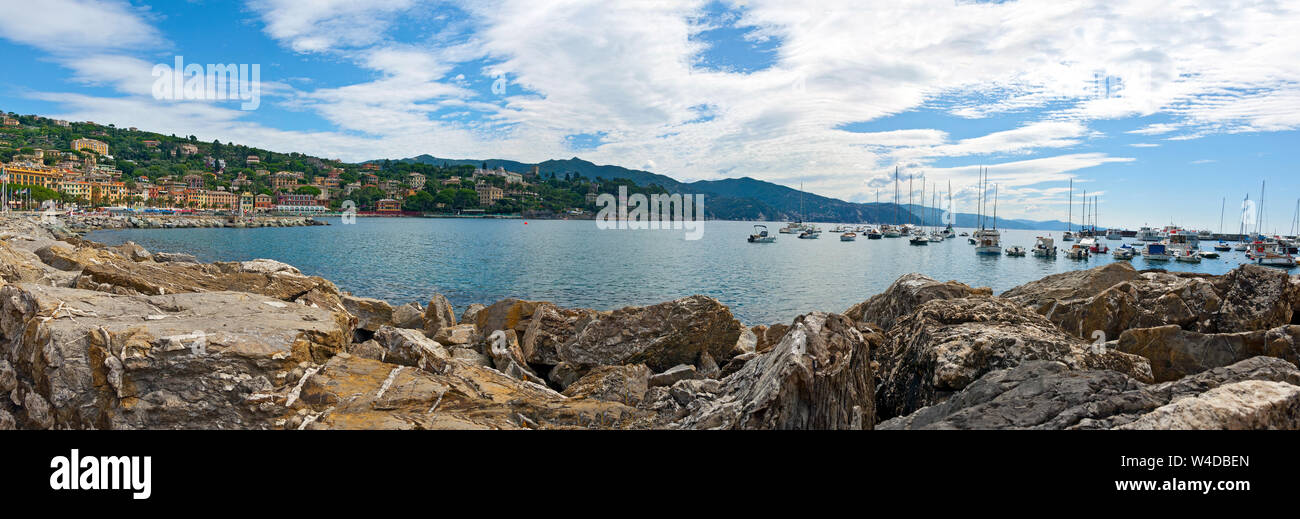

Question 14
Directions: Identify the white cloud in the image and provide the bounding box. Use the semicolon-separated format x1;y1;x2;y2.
0;0;160;53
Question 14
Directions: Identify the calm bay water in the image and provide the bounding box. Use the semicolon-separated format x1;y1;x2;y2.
87;218;1256;325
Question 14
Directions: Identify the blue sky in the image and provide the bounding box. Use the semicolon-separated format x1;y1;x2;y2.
1;0;1299;232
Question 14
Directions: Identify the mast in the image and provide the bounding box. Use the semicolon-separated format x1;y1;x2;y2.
1220;197;1225;235
1067;178;1072;233
893;167;900;226
993;182;998;230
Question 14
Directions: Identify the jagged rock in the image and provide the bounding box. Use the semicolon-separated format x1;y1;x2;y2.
720;352;757;378
347;339;388;361
669;378;721;406
343;295;394;333
238;259;301;275
876;297;1153;420
486;330;542;384
879;357;1300;430
75;256;345;309
432;324;478;346
372;326;450;372
674;312;874;430
844;273;992;330
1114;325;1300;382
0;283;351;429
1212;264;1300;333
698;351;721;379
295;354;649;429
474;298;543;335
731;327;757;356
392;302;424;329
559;295;744;372
460;303;485;325
649;364;701;387
0;359;15;393
548;362;583;389
562;364;652;405
34;243;119;271
153;252;198;263
0;240;64;286
1115;380;1300;430
108;241;152;262
751;323;790;354
1003;263;1298;341
0;408;13;430
422;293;457;336
521;303;597;365
1001;262;1141;307
448;347;492;368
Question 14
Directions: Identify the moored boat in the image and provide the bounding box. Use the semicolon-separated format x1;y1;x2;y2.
1142;242;1170;261
1112;244;1136;260
1031;236;1057;258
747;224;776;243
840;232;857;241
1004;246;1026;257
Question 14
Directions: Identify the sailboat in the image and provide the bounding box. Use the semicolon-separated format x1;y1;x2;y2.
909;174;928;246
1214;197;1232;251
1062;179;1075;242
974;167;1002;255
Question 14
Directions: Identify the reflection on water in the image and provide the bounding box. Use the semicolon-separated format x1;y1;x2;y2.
88;218;1263;325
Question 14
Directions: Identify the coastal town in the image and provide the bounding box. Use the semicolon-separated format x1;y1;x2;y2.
0;111;637;217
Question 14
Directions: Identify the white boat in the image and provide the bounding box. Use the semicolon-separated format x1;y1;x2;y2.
1079;236;1107;254
1112;245;1136;260
1175;249;1201;263
1065;243;1089;259
1197;250;1219;259
1213;241;1231;252
1142;243;1170;261
1004;246;1026;257
840;232;857;242
747;224;776;243
1137;226;1160;242
1031;236;1057;258
1257;252;1297;268
866;228;883;239
909;233;929;246
1105;229;1123;240
798;229;819;239
927;232;943;242
778;222;804;234
1062;231;1075;242
974;229;1001;254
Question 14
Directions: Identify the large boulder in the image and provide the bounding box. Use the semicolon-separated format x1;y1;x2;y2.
879;356;1300;430
421;293;456;336
34;243;121;272
674;312;875;430
844;273;991;330
342;295;394;333
371;326;450;371
1115;380;1300;430
391;302;424;329
561;364;652;405
75;256;346;309
473;298;543;336
1113;325;1300;382
876;296;1152;420
292;354;651;430
0;283;351;429
1212;264;1300;333
521;302;597;365
1000;262;1141;307
558;295;744;372
1003;264;1300;341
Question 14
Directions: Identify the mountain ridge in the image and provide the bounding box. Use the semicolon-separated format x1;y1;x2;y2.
391;154;1081;230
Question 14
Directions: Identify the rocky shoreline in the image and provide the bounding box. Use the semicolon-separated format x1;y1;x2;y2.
52;213;328;232
2;213;1298;430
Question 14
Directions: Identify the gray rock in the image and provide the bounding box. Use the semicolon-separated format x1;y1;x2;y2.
562;364;652;405
342;295;394;333
559;295;744;372
422;293;457;336
153;252;198;263
845;272;992;330
674;312;874;430
392;302;424;329
372;326;450;372
1114;325;1300;382
649;365;701;387
879;356;1300;430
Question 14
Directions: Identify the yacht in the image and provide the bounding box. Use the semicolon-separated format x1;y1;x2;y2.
881;224;901;238
940;224;956;239
1142;242;1171;261
974;229;1002;254
1137;226;1160;242
1031;236;1057;258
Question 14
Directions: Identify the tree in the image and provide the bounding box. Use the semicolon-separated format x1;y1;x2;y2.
296;185;322;196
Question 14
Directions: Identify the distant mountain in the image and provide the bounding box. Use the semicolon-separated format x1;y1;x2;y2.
394;155;1074;230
